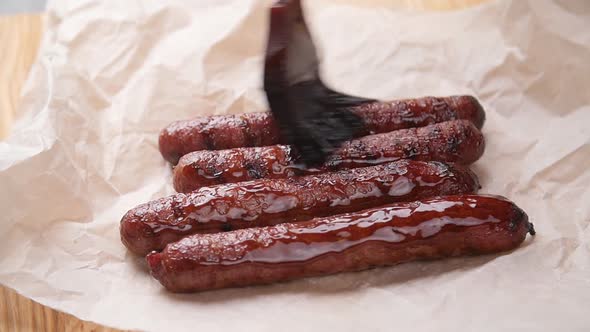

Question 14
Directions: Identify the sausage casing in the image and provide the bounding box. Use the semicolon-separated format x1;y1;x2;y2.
159;96;485;164
173;119;485;191
122;160;480;255
147;195;534;292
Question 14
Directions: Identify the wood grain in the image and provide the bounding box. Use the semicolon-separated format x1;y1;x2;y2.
0;14;43;139
0;0;488;331
0;286;126;332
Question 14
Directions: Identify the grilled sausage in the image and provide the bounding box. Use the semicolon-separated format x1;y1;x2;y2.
121;160;480;255
147;194;534;292
159;96;485;164
173;120;484;191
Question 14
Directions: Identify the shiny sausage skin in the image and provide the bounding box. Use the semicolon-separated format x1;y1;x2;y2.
122;160;480;255
147;195;535;293
174;120;484;191
352;95;485;134
159;96;485;164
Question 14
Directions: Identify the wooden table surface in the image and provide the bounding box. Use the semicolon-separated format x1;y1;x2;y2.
0;0;487;331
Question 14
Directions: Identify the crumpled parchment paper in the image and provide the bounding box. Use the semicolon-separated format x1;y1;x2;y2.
1;0;589;331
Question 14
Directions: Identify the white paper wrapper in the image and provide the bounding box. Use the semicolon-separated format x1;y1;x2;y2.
1;0;589;331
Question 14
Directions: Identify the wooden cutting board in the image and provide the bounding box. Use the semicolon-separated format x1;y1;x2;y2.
0;0;488;330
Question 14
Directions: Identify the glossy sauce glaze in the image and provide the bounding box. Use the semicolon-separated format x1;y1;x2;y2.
147;195;534;292
351;95;485;135
173;119;485;190
174;145;301;191
159;96;485;164
122;160;480;255
326;119;484;170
